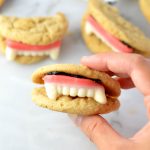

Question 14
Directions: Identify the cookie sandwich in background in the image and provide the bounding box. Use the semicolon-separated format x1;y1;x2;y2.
82;0;150;57
0;0;4;6
140;0;150;23
0;13;68;64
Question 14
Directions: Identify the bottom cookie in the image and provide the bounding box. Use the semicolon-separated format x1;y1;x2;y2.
32;88;120;116
15;55;47;64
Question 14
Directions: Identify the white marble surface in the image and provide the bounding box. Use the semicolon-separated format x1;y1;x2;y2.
0;0;149;150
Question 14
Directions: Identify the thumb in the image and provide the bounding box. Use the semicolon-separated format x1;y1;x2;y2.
70;115;126;150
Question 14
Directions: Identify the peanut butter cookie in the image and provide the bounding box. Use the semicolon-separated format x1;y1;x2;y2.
0;0;4;6
140;0;150;23
82;0;150;57
32;64;120;115
0;13;68;64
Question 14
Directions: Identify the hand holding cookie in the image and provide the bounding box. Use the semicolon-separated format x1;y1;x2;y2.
70;52;150;150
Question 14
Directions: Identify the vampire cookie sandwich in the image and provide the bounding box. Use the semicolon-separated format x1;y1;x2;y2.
32;64;120;115
0;13;68;64
82;0;150;57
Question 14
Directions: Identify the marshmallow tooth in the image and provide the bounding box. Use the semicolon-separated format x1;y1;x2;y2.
78;88;86;97
70;87;77;97
57;86;62;94
24;52;31;56
45;83;58;100
94;88;107;104
49;48;60;60
85;23;93;35
62;86;70;96
87;89;94;98
5;47;16;61
31;52;36;56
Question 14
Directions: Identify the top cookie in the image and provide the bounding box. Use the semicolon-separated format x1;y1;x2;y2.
32;64;120;98
0;13;68;45
85;0;150;55
140;0;150;23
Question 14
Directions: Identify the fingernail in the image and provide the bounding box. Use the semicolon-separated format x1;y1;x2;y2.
68;114;83;126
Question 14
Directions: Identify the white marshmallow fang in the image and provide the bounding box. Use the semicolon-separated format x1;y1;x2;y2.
49;48;60;60
45;83;107;104
45;83;57;100
5;46;60;61
94;88;107;104
5;47;16;61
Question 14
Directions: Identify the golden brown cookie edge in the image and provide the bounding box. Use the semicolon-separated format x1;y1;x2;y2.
32;87;120;115
15;55;47;64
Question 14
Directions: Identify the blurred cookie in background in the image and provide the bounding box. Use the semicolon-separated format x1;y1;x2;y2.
139;0;150;23
0;13;68;64
0;0;4;6
82;0;150;57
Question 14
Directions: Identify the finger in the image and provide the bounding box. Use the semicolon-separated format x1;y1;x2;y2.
147;103;150;120
104;71;129;77
144;95;150;119
116;77;135;89
81;53;150;96
131;96;150;146
132;122;150;149
81;52;136;74
130;62;150;96
73;115;126;150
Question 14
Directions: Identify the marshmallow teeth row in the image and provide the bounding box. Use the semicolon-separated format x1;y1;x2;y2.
45;83;107;104
5;47;60;61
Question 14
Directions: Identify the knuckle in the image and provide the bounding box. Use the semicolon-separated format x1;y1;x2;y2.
83;117;105;142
